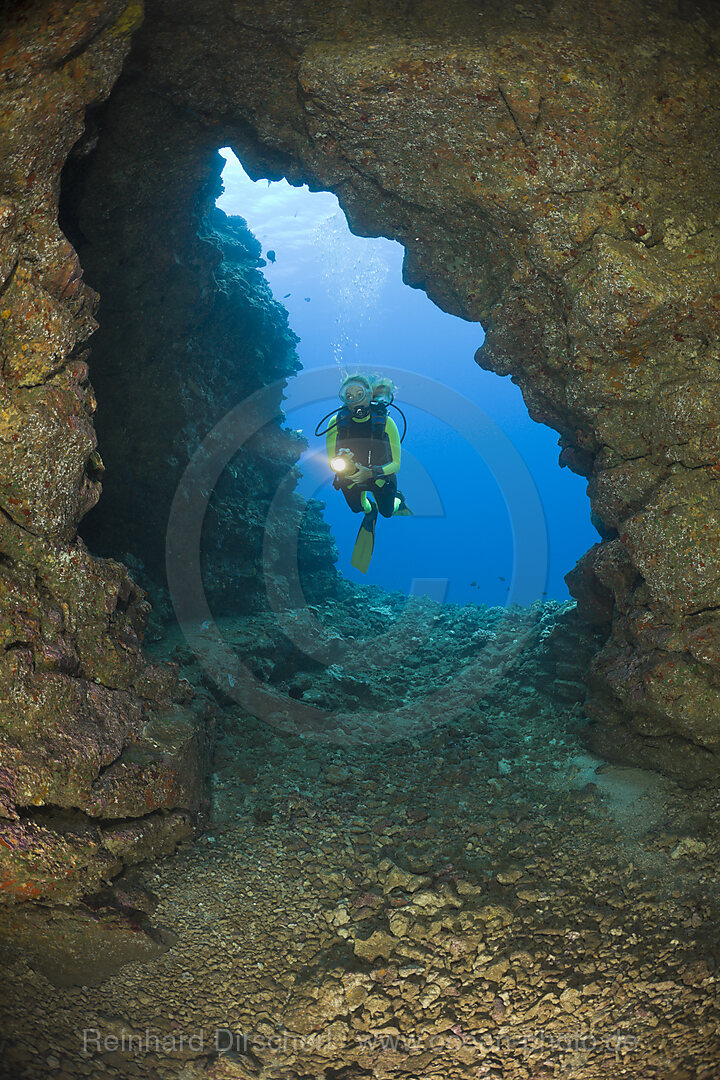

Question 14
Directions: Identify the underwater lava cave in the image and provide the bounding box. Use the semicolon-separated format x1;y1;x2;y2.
52;0;720;779
2;0;720;1077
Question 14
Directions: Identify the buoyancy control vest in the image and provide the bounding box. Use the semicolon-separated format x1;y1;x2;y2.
333;404;392;469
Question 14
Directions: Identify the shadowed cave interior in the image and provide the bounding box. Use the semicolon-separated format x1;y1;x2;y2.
2;2;720;1078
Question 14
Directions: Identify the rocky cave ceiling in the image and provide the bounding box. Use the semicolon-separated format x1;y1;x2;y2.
1;0;720;904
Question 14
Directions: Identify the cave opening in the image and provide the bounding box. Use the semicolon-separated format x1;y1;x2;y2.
215;147;600;609
55;118;612;793
58;110;607;751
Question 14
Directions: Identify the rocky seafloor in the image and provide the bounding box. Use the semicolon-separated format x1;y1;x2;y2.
2;590;719;1080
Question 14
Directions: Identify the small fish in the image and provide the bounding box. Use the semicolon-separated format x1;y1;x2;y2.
304;297;311;302
470;581;477;587
283;293;291;298
498;575;506;582
266;249;276;263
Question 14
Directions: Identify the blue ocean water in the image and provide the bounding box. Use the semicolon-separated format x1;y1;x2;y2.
217;149;598;607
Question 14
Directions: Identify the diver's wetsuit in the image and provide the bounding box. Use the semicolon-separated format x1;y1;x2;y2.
326;408;402;518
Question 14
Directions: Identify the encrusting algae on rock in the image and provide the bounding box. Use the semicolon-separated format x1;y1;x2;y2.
2;0;720;1076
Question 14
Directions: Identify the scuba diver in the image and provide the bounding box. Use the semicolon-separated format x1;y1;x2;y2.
316;373;411;573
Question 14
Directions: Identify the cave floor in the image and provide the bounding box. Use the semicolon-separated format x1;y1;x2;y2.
2;600;720;1080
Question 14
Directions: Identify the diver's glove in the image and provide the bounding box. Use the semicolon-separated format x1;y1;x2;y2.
348;463;372;484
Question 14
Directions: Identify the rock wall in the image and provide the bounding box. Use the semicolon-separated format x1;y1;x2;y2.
60;71;338;618
0;1;215;907
126;0;720;779
0;0;336;908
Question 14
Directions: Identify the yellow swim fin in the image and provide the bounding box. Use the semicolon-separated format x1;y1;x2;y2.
351;504;378;573
393;494;413;516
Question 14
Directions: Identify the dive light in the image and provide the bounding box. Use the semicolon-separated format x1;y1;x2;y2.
331;450;355;473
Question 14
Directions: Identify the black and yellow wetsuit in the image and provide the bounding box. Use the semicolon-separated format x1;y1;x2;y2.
326;407;402;518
